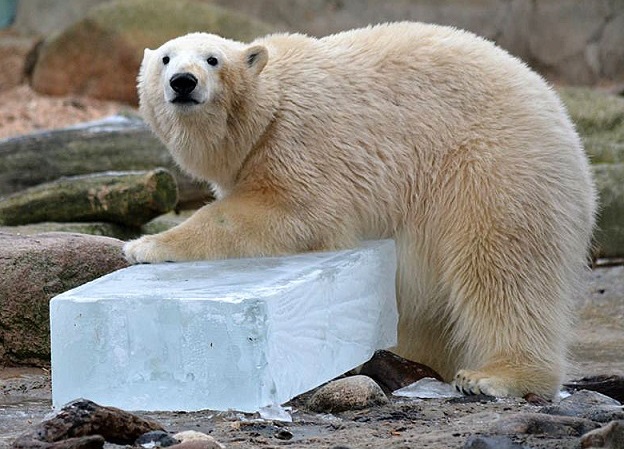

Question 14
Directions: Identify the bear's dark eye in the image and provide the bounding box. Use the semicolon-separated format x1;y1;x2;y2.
207;56;218;67
162;56;170;65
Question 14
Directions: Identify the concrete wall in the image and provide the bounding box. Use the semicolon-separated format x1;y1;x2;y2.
12;0;624;85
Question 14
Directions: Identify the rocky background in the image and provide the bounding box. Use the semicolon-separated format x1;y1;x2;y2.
1;1;624;449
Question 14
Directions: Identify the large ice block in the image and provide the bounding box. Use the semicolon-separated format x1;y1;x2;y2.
50;240;398;412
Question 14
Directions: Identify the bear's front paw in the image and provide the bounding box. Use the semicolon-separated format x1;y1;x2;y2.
452;369;513;397
123;236;176;264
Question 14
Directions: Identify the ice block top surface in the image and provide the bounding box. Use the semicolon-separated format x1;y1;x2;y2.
54;240;395;303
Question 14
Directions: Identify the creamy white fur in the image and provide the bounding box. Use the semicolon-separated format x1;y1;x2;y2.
125;22;597;398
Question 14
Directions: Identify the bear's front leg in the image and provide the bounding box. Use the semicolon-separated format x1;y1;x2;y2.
123;195;312;264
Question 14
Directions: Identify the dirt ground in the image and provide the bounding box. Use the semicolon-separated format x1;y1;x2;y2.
1;265;623;449
0;84;124;140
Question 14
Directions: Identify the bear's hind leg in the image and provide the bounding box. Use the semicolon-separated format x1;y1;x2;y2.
442;242;571;399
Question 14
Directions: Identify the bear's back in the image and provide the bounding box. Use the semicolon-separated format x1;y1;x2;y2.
256;22;573;162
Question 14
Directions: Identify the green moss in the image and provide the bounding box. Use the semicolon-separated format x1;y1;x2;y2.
558;87;624;164
592;163;624;258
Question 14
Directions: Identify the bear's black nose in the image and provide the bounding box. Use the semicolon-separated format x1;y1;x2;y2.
170;73;198;95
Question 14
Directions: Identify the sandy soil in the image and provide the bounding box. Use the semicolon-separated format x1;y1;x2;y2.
0;84;125;140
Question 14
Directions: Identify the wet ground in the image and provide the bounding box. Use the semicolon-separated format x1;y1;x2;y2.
1;265;623;448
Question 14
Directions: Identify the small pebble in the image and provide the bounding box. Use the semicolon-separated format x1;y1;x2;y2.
172;431;214;443
274;429;293;440
135;430;178;448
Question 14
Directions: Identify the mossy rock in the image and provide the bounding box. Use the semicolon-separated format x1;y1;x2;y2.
592;163;624;258
558;87;624;164
0;169;178;228
31;0;274;104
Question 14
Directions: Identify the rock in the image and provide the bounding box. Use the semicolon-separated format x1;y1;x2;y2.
274;429;293;441
358;349;443;392
167;441;225;449
489;412;600;437
599;14;624;80
527;1;610;85
0;115;212;208
30;0;274;104
541;390;623;423
307;375;389;414
581;420;624;449
13;0;109;36
11;399;164;449
0;169;178;228
135;431;178;448
592;164;624;258
172;431;218;444
173;430;225;449
0;232;128;365
0;32;38;91
565;375;624;403
462;435;529;449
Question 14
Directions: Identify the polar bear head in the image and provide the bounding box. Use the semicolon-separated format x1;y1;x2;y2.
137;32;269;189
138;32;268;116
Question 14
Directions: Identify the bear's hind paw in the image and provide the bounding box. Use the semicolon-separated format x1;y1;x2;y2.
452;369;515;397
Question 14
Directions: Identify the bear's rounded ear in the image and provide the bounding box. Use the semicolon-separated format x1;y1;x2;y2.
244;45;268;75
142;48;154;62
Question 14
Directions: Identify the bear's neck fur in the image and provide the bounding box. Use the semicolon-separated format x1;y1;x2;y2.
147;72;279;199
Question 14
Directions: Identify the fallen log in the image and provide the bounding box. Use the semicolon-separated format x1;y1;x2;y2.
0;115;213;208
359;349;443;393
564;375;624;403
0;169;177;228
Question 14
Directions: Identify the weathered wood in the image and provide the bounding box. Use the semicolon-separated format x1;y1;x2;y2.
0;169;177;228
359;349;443;393
0;115;213;207
564;375;624;403
12;399;164;449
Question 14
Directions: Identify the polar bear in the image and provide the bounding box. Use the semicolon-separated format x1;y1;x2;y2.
124;22;596;398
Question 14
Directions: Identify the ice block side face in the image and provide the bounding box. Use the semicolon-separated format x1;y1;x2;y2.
50;240;398;412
